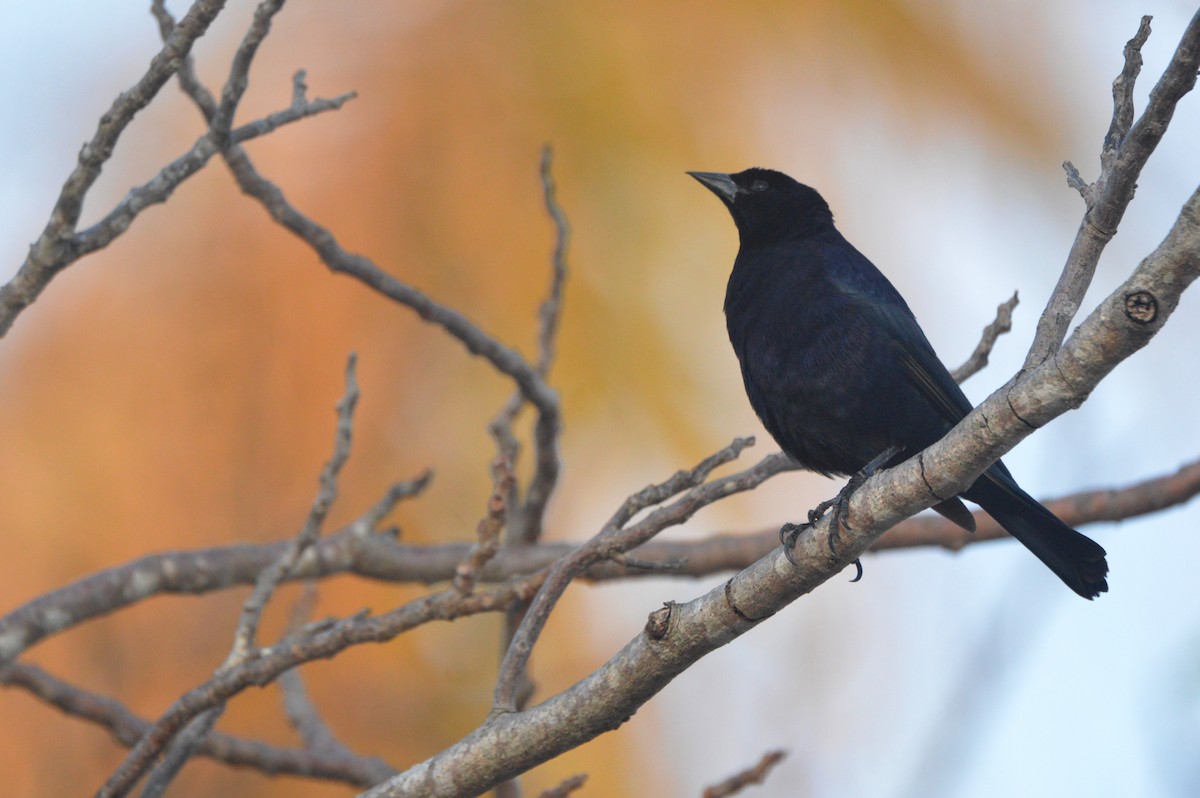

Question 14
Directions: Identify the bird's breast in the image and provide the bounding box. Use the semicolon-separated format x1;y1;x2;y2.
724;264;895;475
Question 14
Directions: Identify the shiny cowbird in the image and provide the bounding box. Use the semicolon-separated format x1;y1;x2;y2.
690;167;1108;599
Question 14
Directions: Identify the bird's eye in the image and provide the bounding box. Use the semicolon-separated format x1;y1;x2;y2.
750;180;769;192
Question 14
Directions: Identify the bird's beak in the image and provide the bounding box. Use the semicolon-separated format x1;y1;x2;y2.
688;171;739;202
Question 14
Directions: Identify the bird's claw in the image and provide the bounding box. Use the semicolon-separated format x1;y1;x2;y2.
779;521;866;582
824;478;860;557
849;558;863;582
825;445;902;556
779;522;806;565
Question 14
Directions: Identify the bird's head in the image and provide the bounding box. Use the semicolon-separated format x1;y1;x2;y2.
688;168;834;246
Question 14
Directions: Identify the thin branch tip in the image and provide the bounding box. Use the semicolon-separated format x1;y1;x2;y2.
1063;160;1089;198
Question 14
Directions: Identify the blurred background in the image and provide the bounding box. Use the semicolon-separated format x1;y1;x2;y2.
1;1;1198;796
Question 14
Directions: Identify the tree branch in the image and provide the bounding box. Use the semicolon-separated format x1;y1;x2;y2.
3;455;1195;670
702;750;787;798
537;774;587;797
157;34;559;421
950;292;1018;383
0;0;358;339
1;10;1195;796
229;354;359;660
0;0;228;337
94;574;543;798
1027;11;1200;366
0;662;394;787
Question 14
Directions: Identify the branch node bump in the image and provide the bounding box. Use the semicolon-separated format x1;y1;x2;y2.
1123;290;1159;324
644;604;673;640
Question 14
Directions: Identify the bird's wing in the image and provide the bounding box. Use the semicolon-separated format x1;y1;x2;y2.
893;343;973;423
829;265;976;425
881;304;1023;490
816;237;976;425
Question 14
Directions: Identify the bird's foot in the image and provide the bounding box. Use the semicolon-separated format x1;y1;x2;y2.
779;519;863;581
818;447;904;580
823;445;904;545
812;472;863;560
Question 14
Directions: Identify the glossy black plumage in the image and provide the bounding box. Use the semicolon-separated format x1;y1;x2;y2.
691;168;1108;599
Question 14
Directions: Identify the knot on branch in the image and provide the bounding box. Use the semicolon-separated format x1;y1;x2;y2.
1124;290;1159;324
644;603;673;640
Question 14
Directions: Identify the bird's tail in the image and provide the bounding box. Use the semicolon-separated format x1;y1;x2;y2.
965;470;1109;599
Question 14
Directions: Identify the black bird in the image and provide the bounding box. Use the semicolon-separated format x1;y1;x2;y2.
690;168;1108;599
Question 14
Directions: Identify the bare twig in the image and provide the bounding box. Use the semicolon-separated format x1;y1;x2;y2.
278;585;357;758
702;750;787;798
350;473;434;537
1026;11;1200;366
151;0;219;116
278;665;357;755
0;662;394;787
609;552;687;571
512;144;570;544
1;0;356;339
71;88;355;261
454;456;517;595
240;88;557;412
231;353;359;660
1103;17;1155;179
150;5;559;425
276;586;375;767
490;147;571;431
950;292;1018;383
534;145;570;378
0;0;229;337
489;147;574;758
210;0;286;137
0;472;434;668
138;710;225;798
1062;160;1089;198
538;774;587;797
